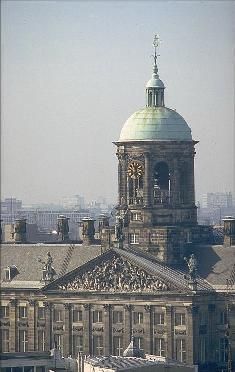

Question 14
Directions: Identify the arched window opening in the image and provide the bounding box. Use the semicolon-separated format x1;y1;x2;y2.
153;162;171;204
180;164;189;204
127;162;144;205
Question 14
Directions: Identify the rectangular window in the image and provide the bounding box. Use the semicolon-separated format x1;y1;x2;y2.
19;306;27;319
19;330;28;352
219;338;228;363
199;337;206;363
132;213;142;221
113;311;123;324
133;337;144;351
38;330;45;351
175;313;186;326
113;336;123;356
0;329;9;352
38;307;45;320
73;309;83;323
0;306;9;318
129;233;139;244
54;309;63;322
154;313;165;325
93;310;103;323
72;335;83;356
93;335;103;356
199;312;207;325
133;312;143;324
54;334;63;354
176;339;186;363
154;338;165;357
220;311;228;325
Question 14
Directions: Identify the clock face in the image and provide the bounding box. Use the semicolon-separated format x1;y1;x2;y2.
127;162;144;179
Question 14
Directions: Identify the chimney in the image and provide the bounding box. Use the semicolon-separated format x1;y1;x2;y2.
57;215;70;241
14;218;27;243
223;216;235;247
81;217;95;245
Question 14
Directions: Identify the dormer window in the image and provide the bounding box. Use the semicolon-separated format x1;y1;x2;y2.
4;265;19;281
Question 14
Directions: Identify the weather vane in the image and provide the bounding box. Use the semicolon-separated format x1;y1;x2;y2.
152;34;161;65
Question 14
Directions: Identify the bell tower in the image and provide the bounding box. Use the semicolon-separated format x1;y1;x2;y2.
114;35;198;264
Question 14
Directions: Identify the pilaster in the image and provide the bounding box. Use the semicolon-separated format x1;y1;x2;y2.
44;302;53;350
28;300;36;351
144;305;152;353
83;304;91;355
103;304;112;355
64;303;72;356
9;299;17;352
124;305;133;348
165;305;173;359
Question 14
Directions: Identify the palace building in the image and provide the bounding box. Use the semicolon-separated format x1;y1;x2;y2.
1;37;235;372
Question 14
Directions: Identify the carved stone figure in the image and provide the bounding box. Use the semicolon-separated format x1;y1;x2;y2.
115;216;124;242
58;256;169;293
184;253;197;281
38;251;56;282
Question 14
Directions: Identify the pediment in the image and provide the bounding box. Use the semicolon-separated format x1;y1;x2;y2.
44;250;177;293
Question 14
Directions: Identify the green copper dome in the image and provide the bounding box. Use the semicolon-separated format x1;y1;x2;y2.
118;107;192;142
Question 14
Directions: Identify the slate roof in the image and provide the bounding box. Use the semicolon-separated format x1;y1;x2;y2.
1;242;234;292
85;355;196;370
193;244;235;289
0;243;101;289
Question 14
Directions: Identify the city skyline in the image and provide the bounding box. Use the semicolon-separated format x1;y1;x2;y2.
2;0;235;204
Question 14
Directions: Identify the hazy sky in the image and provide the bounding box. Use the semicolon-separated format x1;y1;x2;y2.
1;0;235;205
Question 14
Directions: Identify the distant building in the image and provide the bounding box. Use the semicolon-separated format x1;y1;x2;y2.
202;192;233;209
0;198;22;217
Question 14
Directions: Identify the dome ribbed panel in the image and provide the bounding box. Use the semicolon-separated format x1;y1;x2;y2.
119;107;192;141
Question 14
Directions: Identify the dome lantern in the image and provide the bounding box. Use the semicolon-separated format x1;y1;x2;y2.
146;34;165;107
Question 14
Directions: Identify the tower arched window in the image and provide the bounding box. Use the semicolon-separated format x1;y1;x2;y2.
127;162;144;205
153;162;171;204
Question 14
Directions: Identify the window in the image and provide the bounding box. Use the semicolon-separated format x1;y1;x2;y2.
133;337;144;351
113;311;123;324
220;311;228;325
19;330;28;352
0;305;9;318
176;339;186;363
72;335;83;356
113;336;123;356
133;312;143;324
175;313;186;326
154;313;165;325
219;338;228;363
54;309;63;322
38;330;45;351
93;310;102;323
93;335;103;356
0;329;9;352
199;337;207;363
54;334;63;354
19;306;27;319
73;309;82;322
154;338;165;357
129;233;139;244
38;307;45;320
199;312;207;325
132;213;142;221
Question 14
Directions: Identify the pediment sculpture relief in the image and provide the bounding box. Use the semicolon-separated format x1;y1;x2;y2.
58;256;169;292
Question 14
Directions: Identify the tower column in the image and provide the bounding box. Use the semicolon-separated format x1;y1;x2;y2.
118;154;127;206
144;152;151;207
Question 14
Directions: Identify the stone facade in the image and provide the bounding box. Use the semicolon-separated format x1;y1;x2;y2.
1;286;235;371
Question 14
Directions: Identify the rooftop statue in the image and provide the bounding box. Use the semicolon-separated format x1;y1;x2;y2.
184;254;198;282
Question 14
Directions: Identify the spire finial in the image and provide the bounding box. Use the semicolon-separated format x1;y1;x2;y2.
152;34;161;66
